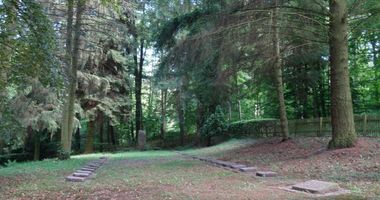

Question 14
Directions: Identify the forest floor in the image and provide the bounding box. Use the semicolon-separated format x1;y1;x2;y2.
0;137;379;200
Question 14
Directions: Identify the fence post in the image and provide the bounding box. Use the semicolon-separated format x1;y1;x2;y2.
318;117;323;137
363;114;367;136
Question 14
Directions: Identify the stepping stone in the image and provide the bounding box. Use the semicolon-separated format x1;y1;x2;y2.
229;164;247;169
292;180;340;194
87;163;101;167
218;161;235;167
256;171;278;177
76;170;93;174
239;167;257;172
66;176;85;182
85;165;98;169
73;172;91;177
81;167;96;172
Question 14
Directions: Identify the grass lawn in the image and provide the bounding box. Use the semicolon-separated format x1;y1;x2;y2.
0;138;378;199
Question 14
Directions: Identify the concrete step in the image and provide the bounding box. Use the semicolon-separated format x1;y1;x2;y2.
66;176;85;182
256;171;278;177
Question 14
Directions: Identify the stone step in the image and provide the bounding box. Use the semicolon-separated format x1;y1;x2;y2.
81;167;96;172
66;176;85;182
256;171;278;177
229;164;247;169
73;172;91;177
84;165;99;169
87;163;101;167
291;180;340;194
76;170;93;174
239;167;257;172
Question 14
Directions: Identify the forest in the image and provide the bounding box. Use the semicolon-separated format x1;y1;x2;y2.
0;0;379;199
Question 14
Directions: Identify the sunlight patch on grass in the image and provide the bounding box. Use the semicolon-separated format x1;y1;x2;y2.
184;138;256;157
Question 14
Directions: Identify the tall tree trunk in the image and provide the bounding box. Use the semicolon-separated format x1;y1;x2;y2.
33;131;40;161
176;90;185;146
109;125;116;147
60;0;74;154
238;100;242;120
195;102;204;145
160;89;167;139
74;127;81;153
98;112;104;152
61;0;85;154
84;120;95;153
135;39;144;137
228;101;232;122
328;0;357;149
272;4;289;141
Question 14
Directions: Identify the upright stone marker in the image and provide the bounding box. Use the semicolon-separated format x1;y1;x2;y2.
138;130;146;150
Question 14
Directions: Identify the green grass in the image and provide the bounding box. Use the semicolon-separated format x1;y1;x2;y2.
1;138;378;199
184;138;256;157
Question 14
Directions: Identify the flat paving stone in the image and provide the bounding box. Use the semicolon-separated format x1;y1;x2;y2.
292;180;340;194
66;176;85;182
229;164;247;169
219;161;236;167
84;165;98;169
256;171;278;177
76;170;93;174
73;172;91;177
87;163;101;167
81;167;96;172
239;167;257;172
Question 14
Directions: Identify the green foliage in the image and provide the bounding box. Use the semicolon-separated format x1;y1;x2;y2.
0;0;58;88
200;106;227;138
155;7;218;49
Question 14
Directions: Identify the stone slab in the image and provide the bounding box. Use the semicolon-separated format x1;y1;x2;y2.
76;170;93;174
256;171;278;177
229;164;247;169
239;167;258;172
73;172;91;177
87;163;101;167
84;165;98;169
81;167;96;172
292;180;340;194
218;161;236;167
66;176;85;182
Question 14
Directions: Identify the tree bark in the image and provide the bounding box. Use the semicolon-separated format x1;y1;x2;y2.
328;0;357;149
98;113;104;152
60;0;74;154
272;3;289;141
61;0;85;154
74;127;81;153
84;119;95;153
176;90;185;146
160;89;167;139
33;131;40;161
135;39;144;137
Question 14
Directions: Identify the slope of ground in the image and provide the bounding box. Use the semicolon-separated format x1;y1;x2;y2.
190;137;380;199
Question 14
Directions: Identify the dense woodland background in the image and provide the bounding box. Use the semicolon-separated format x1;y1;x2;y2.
0;0;379;163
